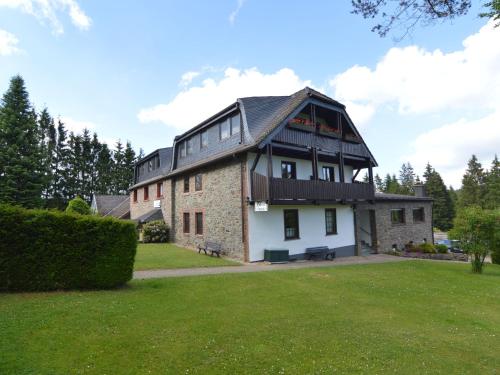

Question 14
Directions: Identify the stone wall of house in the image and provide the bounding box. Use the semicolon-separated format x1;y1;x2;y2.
173;158;246;260
130;179;171;226
356;200;433;254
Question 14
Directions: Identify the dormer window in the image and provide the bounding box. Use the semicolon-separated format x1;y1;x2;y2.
180;142;186;158
201;130;208;148
187;137;194;155
230;114;240;135
219;119;230;140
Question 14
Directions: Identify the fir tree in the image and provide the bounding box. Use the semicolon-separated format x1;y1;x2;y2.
49;119;68;209
374;174;384;192
399;162;415;195
122;141;136;193
95;142;113;194
423;163;454;231
112;140;125;194
0;75;43;208
459;155;485;208
38;108;56;202
483;155;500;209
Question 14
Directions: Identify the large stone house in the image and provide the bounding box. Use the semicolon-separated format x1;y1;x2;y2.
130;87;432;261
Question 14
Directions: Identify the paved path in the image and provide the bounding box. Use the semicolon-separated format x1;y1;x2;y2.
134;254;409;280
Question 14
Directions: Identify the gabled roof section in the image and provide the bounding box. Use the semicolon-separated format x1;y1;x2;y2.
93;195;130;218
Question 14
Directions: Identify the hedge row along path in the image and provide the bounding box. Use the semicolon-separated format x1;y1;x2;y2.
134;254;409;279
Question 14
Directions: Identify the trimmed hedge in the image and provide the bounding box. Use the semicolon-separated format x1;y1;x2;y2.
0;204;137;292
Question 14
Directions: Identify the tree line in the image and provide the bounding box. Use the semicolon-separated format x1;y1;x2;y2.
366;156;500;231
0;75;141;209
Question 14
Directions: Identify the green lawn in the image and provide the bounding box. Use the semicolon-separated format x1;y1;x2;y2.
134;243;240;270
1;261;500;374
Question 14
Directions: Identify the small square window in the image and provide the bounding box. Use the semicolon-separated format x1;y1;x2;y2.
322;166;335;182
195;173;202;191
281;161;297;179
413;207;425;222
195;212;203;235
183;212;190;234
183;176;190;193
391;209;405;225
220;119;230;140
284;209;299;240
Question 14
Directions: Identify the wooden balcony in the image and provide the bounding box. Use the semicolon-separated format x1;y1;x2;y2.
251;172;374;203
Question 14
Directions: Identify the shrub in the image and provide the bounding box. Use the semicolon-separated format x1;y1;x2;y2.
65;196;91;215
450;207;499;274
417;243;436;254
142;220;169;243
404;242;417;252
435;244;449;254
0;204;137;292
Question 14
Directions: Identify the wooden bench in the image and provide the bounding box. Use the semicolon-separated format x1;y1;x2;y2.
305;246;336;261
198;241;223;257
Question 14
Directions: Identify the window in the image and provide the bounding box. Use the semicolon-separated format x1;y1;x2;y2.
133;190;138;203
183;212;190;234
284;209;299;240
413;207;425;222
281;161;297;179
144;186;149;201
200;130;208;148
183;176;190;193
180;142;186;158
195;173;202;191
325;209;337;235
322;166;335;182
187;137;194;155
230;114;240;135
219;119;230;140
391;209;405;225
156;182;163;198
156;155;160;168
148;160;153;172
195;212;203;235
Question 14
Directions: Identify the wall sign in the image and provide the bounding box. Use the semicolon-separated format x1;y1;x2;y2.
153;200;161;208
254;201;268;212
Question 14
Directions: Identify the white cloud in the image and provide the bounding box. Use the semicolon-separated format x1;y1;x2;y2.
0;29;21;55
404;110;500;188
0;0;91;34
138;67;312;131
330;20;500;121
61;116;97;133
229;0;245;25
179;71;201;86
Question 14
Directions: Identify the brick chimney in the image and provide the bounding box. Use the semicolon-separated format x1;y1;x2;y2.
414;184;426;197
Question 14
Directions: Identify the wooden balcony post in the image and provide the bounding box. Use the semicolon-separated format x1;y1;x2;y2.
311;147;318;180
368;163;374;185
266;144;273;201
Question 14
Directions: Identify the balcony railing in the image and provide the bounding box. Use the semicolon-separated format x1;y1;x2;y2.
251;172;374;203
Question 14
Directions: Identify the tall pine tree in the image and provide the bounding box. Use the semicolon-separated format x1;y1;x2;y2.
423;163;454;231
0;75;43;208
483;155;500;209
459;155;485;208
399;162;416;195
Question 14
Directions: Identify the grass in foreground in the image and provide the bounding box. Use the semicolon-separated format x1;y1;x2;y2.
1;261;499;374
134;243;240;270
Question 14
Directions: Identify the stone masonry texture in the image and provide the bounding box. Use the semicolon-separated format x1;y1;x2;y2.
356;200;433;254
173;158;245;260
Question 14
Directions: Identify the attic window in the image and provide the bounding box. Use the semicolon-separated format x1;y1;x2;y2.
200;130;208;148
187;137;194;155
220;119;230;140
230;114;240;135
180;142;186;158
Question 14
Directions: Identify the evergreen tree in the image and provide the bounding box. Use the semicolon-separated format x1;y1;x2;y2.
122;141;136;193
112;140;125;194
483;155;500;209
399;162;415;195
89;133;101;197
0;75;43;208
423;163;454;231
459;155;485;208
95;142;113;194
80;129;93;202
49;119;69;208
374;174;383;192
38;108;57;202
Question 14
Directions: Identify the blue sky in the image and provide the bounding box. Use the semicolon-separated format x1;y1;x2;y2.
1;0;499;187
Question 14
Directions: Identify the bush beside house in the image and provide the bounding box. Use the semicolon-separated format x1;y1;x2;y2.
65;197;91;215
0;204;137;292
142;220;169;243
